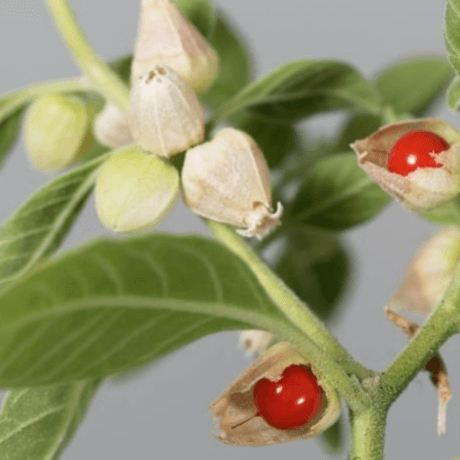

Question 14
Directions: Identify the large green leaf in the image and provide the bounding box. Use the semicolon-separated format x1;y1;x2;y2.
173;0;216;37
375;56;453;116
0;108;24;168
0;380;100;460
275;228;350;321
0;154;107;288
447;76;460;111
0;234;294;387
213;60;382;123
289;153;391;230
445;0;460;78
201;12;252;110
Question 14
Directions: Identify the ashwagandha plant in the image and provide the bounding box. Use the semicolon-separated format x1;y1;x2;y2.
3;0;460;458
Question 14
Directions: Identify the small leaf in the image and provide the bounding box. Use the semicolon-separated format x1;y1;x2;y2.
375;56;453;116
214;60;382;123
275;228;350;321
289;153;391;230
173;0;216;37
0;380;99;460
445;0;460;78
201;12;252;110
321;417;344;454
0;154;108;288
0;108;24;168
232;113;295;168
447;76;460;112
108;55;133;86
0;234;293;386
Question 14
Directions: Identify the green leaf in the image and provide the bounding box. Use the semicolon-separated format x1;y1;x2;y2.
0;380;99;460
201;12;252;110
232;113;295;168
108;55;133;86
173;0;216;37
0;108;24;168
447;76;460;111
0;234;293;386
214;60;382;123
275;228;350;321
0;154;107;288
321;417;344;454
445;0;460;78
289;153;391;230
335;114;381;152
375;56;453;116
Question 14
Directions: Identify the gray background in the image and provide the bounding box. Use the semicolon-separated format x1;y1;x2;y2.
1;0;459;458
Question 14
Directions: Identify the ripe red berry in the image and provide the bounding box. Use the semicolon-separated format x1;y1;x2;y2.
253;364;323;430
387;130;449;176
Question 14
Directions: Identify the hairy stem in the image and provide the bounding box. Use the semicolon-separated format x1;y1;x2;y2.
44;0;130;111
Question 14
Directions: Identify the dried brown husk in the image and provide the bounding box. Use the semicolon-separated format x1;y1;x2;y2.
351;119;460;210
210;341;340;446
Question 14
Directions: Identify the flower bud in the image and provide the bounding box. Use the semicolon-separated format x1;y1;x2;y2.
131;0;219;93
129;65;205;157
210;341;341;446
351;119;460;210
239;330;274;357
389;226;460;315
182;128;283;239
95;146;179;233
25;94;96;172
94;102;134;149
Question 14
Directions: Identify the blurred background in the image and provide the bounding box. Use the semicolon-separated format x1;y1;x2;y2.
1;0;459;458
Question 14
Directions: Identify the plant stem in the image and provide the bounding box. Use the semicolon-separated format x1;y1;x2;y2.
381;259;460;403
207;220;374;382
0;79;84;121
44;0;130;111
349;405;388;460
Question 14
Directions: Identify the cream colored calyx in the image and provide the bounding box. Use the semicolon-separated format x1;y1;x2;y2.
182;128;283;239
132;0;219;93
129;64;205;157
94;102;133;149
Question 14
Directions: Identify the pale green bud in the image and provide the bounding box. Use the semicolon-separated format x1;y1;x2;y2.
25;94;96;172
95;146;179;233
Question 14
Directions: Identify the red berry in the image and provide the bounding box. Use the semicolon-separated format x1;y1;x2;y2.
387;130;449;176
253;364;323;430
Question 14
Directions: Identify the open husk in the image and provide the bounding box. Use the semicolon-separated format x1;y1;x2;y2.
210;341;340;446
131;0;219;93
351;119;460;210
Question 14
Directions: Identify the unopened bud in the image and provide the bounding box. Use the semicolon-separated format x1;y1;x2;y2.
94;102;134;149
182;128;283;239
95;146;179;232
25;94;96;172
131;0;219;93
129;65;205;157
351;119;460;210
239;330;274;357
210;342;341;446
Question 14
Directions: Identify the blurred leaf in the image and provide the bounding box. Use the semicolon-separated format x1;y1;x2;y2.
232;113;295;168
108;55;133;86
375;56;453;116
335;114;381;152
201;12;252;110
173;0;216;37
321;417;344;454
0;108;24;168
289;153;391;230
276;228;350;321
0;380;100;460
422;194;460;226
447;76;460;112
0;234;297;386
445;0;460;79
214;60;382;123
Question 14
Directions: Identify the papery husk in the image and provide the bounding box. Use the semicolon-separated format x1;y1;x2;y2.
210;341;340;446
131;0;219;93
351;119;460;210
94;102;134;149
388;226;460;315
182;128;283;239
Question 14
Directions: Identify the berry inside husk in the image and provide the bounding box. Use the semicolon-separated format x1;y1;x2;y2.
387;130;449;176
253;364;323;430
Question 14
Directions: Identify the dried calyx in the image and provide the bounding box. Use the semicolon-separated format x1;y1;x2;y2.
351;119;460;210
94;102;134;149
129;64;205;157
210;341;340;446
182;127;283;239
131;0;219;93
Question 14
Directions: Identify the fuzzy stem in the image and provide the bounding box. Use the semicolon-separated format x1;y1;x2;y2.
207;220;374;382
44;0;130;111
